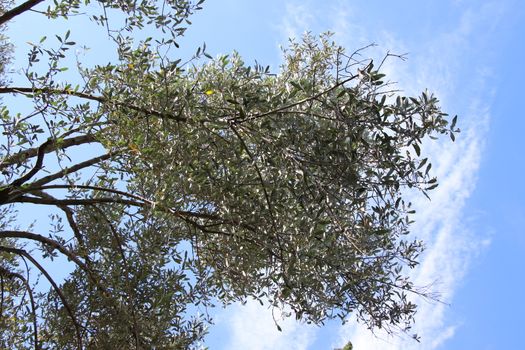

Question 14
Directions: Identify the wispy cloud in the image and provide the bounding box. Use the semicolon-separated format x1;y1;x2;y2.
214;301;316;350
277;2;316;40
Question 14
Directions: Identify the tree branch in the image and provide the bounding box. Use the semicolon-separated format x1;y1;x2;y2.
13;195;143;207
16;183;243;220
0;86;187;121
230;74;358;124
25;183;157;206
0;0;45;25
0;138;53;205
29;190;84;245
29;153;112;187
0;134;98;171
0;246;83;350
0;266;39;350
0;230;110;305
10;138;52;187
0;230;91;275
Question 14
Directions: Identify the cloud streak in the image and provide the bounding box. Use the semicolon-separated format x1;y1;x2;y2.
276;2;316;41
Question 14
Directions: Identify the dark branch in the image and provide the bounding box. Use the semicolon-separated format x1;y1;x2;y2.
13;195;142;207
2;152;112;205
29;153;112;187
25;183;156;206
0;230;110;306
10;138;52;187
0;246;83;350
0;86;187;121
0;138;53;205
29;190;84;245
0;266;39;350
0;230;91;275
0;0;45;25
0;134;98;171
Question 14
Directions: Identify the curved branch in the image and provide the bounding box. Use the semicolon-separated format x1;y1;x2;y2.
29;190;84;245
0;230;91;276
0;246;83;350
0;229;113;305
0;134;98;171
10;138;52;187
0;86;187;121
29;153;112;187
0;266;39;350
0;138;52;205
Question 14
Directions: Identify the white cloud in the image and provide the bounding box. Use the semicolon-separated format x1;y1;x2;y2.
277;2;316;40
216;300;316;350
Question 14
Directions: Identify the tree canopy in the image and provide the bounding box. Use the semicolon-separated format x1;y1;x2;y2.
0;1;458;348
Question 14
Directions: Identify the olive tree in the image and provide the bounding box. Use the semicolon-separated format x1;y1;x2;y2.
0;0;458;348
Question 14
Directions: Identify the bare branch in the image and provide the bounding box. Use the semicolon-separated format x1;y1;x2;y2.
0;246;83;350
0;134;98;171
0;266;39;350
29;153;112;187
0;86;187;121
10;138;52;187
0;0;45;25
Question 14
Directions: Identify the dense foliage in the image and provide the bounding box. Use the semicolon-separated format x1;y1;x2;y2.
0;0;458;348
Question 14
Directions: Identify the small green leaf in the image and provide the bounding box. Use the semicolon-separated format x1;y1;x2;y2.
426;183;439;190
451;115;458;129
412;143;421;156
290;81;302;91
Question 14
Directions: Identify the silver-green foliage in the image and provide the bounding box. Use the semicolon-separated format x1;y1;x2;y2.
0;1;458;348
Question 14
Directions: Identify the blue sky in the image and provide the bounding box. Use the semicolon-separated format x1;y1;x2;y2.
5;0;525;349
